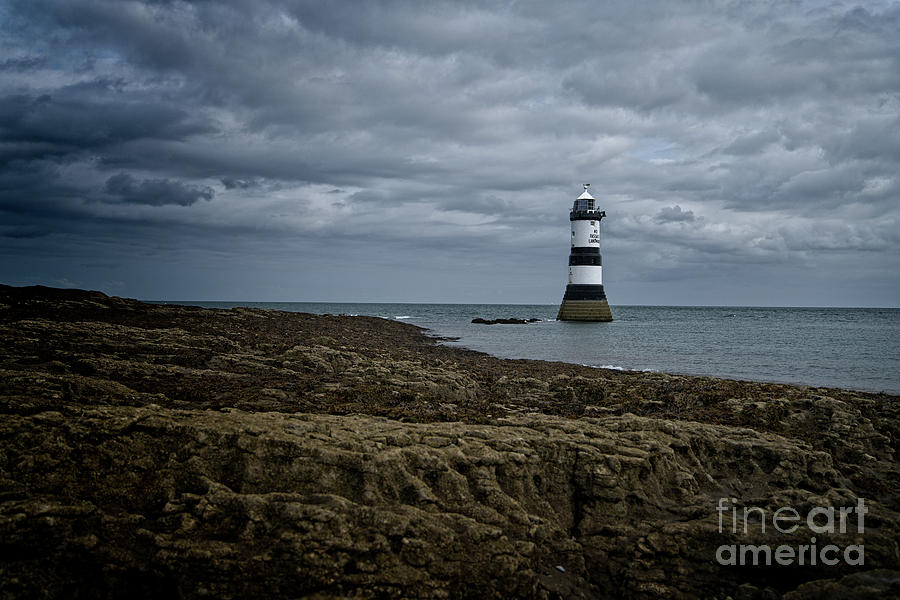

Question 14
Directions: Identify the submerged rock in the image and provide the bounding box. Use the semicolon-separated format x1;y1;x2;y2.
472;317;541;325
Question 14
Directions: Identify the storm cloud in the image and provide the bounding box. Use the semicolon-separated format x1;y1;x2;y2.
0;0;898;305
656;206;696;224
104;173;214;206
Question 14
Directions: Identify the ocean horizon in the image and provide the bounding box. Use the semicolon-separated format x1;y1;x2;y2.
151;301;900;395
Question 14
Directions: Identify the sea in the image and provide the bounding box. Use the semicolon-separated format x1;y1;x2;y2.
164;302;900;395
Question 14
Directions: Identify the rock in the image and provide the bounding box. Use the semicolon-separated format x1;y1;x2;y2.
2;406;898;598
471;317;541;325
1;284;898;599
782;569;900;599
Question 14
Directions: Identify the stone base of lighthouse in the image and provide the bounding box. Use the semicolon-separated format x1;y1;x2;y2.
557;284;613;322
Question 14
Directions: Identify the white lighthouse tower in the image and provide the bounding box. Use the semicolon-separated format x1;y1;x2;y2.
557;184;613;321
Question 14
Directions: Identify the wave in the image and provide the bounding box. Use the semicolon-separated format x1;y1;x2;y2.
588;364;658;373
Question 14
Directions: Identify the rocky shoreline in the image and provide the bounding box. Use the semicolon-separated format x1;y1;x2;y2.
1;284;898;599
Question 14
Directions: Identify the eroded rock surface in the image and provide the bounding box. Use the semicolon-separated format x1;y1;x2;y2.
1;285;898;599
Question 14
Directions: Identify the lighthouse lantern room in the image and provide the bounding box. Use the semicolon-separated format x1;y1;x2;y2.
556;184;613;321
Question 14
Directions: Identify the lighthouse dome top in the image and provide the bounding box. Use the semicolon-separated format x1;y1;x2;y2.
576;183;595;201
570;183;604;221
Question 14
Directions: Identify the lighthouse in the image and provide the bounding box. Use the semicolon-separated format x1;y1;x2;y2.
557;184;613;321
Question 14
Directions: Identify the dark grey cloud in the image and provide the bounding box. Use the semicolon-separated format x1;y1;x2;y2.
1;56;48;71
0;0;898;305
656;205;695;223
0;89;212;166
103;173;214;207
1;225;50;239
221;177;258;190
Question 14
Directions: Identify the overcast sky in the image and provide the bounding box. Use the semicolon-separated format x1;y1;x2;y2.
1;0;898;306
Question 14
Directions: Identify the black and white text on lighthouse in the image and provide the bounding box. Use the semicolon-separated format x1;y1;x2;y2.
557;184;613;321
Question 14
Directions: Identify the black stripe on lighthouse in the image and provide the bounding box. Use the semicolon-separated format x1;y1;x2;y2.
569;254;602;266
562;284;608;301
